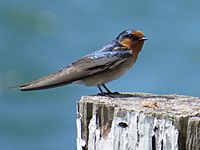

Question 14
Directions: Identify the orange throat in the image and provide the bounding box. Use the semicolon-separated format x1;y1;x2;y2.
119;38;144;53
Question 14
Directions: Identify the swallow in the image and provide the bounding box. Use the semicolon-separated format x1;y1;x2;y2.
18;29;147;94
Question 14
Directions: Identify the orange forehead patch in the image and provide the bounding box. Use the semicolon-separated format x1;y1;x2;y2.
131;31;145;38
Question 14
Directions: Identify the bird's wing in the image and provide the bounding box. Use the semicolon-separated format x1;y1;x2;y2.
20;50;133;91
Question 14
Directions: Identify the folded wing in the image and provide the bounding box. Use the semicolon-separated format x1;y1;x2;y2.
20;49;132;91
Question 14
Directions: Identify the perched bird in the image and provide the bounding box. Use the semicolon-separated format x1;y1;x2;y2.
18;29;147;94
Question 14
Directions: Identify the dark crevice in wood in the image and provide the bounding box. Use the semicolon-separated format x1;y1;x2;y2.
118;122;128;128
152;135;156;150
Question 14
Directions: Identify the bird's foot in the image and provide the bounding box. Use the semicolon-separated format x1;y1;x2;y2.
97;91;119;96
112;91;119;94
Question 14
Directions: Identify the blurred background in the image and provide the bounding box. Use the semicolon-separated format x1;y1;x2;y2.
0;0;200;150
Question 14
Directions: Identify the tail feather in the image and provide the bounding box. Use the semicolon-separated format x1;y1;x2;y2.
19;69;76;91
20;80;73;91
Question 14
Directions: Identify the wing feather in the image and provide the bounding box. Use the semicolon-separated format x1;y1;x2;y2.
20;49;132;91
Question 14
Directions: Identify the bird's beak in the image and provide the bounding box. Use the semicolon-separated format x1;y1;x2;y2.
139;37;148;41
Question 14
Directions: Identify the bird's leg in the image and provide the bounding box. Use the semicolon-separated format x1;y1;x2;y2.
102;84;119;94
102;84;112;94
97;84;119;96
97;85;105;95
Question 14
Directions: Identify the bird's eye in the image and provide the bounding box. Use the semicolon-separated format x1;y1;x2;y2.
127;35;141;41
127;34;133;38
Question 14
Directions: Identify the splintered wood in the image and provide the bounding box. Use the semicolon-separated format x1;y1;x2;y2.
76;92;200;150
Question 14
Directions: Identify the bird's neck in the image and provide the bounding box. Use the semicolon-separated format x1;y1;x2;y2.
131;41;144;53
117;40;144;54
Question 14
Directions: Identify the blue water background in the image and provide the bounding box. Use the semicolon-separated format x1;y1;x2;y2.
0;1;200;150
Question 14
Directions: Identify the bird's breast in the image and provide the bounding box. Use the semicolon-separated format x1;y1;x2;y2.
78;54;137;86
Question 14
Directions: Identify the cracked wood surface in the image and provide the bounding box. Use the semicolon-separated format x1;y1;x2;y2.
76;92;200;150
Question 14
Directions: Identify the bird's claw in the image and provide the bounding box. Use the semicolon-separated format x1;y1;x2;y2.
97;91;119;96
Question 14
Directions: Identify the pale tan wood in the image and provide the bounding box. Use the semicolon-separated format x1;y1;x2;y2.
76;92;200;150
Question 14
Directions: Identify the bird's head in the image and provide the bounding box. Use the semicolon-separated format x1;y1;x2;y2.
116;29;147;53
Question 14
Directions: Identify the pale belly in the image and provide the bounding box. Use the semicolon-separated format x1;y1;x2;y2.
78;57;136;86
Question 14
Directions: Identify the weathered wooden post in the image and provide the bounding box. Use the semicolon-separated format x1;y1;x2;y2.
76;92;200;150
